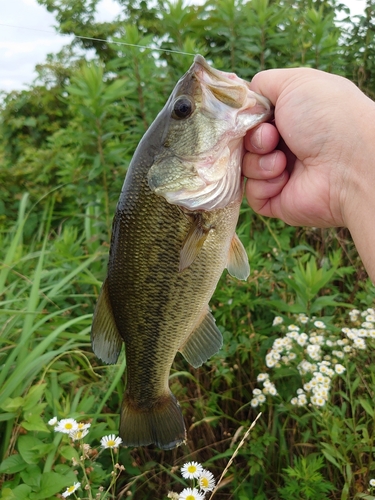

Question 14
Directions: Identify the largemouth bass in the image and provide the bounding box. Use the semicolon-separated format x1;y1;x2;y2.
91;55;272;450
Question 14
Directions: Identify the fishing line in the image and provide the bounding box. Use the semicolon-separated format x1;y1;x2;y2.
0;22;196;56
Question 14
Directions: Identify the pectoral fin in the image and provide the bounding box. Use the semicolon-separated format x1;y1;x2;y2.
226;233;250;280
91;279;123;364
179;309;223;368
179;214;212;271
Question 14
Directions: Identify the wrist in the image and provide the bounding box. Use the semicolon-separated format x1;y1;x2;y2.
341;96;375;282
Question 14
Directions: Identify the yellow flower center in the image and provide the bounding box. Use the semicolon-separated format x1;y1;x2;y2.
107;439;115;447
186;496;195;500
201;477;209;487
65;423;73;429
67;486;75;493
187;465;196;473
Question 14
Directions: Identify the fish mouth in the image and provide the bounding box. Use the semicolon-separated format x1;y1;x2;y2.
192;54;273;121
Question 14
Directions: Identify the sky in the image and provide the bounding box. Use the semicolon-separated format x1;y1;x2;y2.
0;0;368;94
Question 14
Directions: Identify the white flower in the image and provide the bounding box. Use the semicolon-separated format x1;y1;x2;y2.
179;487;205;500
314;320;326;329
288;324;300;331
370;478;375;487
181;462;203;480
291;397;298;405
353;337;366;349
335;364;346;374
297;333;308;346
48;416;58;426
253;388;262;395
69;428;90;441
257;394;266;404
77;422;91;431
100;434;122;449
55;418;78;434
168;493;180;500
250;398;259;408
362;321;374;329
272;316;283;326
257;373;269;382
298;394;307;405
62;482;81;498
311;395;326;407
198;469;216;492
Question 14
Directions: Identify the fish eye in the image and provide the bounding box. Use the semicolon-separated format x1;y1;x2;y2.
172;96;194;119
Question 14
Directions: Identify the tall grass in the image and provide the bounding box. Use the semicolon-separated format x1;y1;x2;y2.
1;196;375;499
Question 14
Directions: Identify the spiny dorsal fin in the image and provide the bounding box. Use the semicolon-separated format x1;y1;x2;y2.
179;309;223;368
179;214;212;272
91;279;123;364
226;233;250;281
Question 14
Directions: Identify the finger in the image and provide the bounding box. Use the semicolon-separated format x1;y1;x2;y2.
244;122;280;153
250;68;314;105
243;149;286;180
245;170;289;216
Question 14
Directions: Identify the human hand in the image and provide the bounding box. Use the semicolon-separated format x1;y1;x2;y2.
243;68;375;230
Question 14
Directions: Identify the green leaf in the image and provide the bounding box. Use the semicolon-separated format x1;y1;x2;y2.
18;435;44;464
23;384;47;412
29;471;77;500
59;445;80;463
0;454;27;474
0;485;32;500
0;397;24;412
20;464;42;488
21;414;49;433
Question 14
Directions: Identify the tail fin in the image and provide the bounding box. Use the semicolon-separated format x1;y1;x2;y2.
119;392;186;450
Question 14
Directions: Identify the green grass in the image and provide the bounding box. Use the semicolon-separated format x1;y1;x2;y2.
1;196;375;500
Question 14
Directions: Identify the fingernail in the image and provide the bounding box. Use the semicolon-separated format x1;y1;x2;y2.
250;127;263;151
259;153;275;172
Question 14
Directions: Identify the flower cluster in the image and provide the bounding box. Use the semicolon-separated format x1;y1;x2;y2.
252;308;375;409
49;417;91;441
47;416;123;497
168;462;216;499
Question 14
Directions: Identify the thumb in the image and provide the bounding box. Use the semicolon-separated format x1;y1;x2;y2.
249;67;318;106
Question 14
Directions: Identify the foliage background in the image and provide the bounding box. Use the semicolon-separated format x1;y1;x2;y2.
1;0;375;499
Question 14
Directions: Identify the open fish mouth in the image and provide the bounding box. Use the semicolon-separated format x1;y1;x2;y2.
193;54;273;124
148;55;274;212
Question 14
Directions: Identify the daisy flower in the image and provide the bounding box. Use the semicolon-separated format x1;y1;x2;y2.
77;422;91;430
55;418;78;434
181;462;203;479
62;482;81;498
314;320;326;329
178;487;205;500
370;478;375;487
198;469;215;492
100;434;122;449
48;416;57;426
69;428;89;441
272;316;283;326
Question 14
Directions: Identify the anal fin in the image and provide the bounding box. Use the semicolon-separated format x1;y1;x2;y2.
226;233;250;280
91;279;123;364
179;310;223;368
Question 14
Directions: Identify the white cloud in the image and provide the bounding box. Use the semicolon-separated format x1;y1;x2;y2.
0;0;367;94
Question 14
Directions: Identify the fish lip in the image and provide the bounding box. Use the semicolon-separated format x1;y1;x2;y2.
193;54;273;115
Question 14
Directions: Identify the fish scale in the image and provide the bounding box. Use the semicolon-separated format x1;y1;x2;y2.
91;55;273;449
